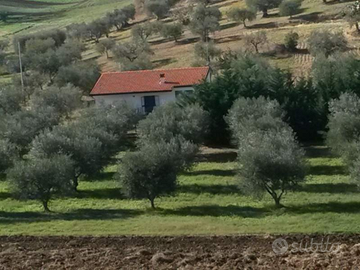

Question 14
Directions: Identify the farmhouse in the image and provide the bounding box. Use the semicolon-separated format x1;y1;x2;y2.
90;66;211;113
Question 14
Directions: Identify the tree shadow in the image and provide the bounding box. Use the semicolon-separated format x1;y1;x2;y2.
161;205;267;218
74;188;123;200
152;58;176;69
219;22;238;31
182;169;236;177
216;34;242;44
304;146;333;158
248;22;278;29
287;201;360;214
308;165;346;176
197;151;237;163
84;172;116;182
178;184;239;195
177;37;201;45
298;183;358;194
0;208;143;225
291;12;323;22
0;191;12;200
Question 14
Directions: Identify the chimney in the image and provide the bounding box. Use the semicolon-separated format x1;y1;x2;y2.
159;73;166;85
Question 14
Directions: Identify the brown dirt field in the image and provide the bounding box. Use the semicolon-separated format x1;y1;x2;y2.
1;235;360;269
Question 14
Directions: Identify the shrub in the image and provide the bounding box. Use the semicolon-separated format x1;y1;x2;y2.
8;155;74;211
284;31;299;51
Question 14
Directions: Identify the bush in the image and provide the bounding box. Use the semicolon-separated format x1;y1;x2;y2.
279;0;301;18
308;30;347;57
284;31;299;51
8;155;74;211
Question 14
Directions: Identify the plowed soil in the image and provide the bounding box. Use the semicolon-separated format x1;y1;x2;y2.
1;235;360;269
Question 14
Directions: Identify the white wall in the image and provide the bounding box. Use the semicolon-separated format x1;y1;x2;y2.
93;86;195;111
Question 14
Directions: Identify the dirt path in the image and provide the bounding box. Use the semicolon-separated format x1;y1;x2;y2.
0;235;360;269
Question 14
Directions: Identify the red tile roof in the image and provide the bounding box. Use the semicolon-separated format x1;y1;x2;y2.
90;67;210;96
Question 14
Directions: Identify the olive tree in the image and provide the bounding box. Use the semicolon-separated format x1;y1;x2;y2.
326;92;360;165
55;61;101;94
29;85;82;118
29;126;104;191
279;0;301;18
96;38;116;58
237;128;306;207
194;41;222;65
161;23;183;42
227;8;256;28
137;103;209;146
0;139;17;174
246;0;282;17
308;30;347;57
8;155;74;211
0;85;24;115
189;4;222;41
145;0;171;19
118;138;197;208
228;97;306;207
244;31;268;53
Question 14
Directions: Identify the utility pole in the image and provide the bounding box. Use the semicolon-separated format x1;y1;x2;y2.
18;42;24;93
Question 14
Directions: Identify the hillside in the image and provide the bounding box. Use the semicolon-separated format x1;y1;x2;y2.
0;0;359;77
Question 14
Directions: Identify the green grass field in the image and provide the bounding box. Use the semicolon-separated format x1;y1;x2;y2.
0;0;131;36
0;145;359;236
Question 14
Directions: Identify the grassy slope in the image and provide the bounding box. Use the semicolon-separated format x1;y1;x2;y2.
0;146;359;236
0;0;131;37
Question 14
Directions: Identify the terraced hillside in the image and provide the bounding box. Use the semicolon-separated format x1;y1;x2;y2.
1;0;360;75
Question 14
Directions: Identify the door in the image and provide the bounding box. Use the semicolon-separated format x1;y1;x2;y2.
142;96;156;114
